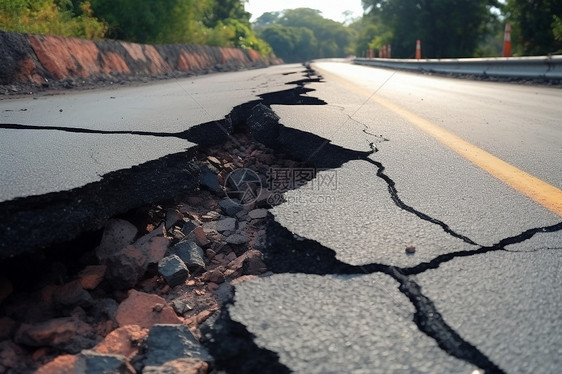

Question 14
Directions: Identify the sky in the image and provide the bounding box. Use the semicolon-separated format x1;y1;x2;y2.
246;0;365;24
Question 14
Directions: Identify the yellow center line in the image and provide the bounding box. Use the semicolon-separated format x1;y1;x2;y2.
316;65;562;217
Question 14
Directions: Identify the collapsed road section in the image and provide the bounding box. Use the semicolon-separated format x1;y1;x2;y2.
1;65;561;374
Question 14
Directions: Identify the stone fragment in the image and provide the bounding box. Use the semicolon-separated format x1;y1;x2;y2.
226;234;250;245
53;280;93;307
247;104;280;147
248;208;268;219
115;290;181;329
35;354;78;374
219;198;243;217
195;310;215;325
134;225;170;264
225;252;237;262
144;324;213;366
75;350;135;374
143;358;209;374
207;156;221;167
201;270;225;284
200;164;221;193
205;249;216;260
158;255;189;287
94;325;148;359
165;208;181;230
170;240;206;272
405;245;416;254
171;298;193;315
92;298;119;321
227;250;267;276
78;265;106;290
15;317;88;347
200;211;220;222
105;245;148;290
95;219;138;262
181;221;197;236
215;217;237;233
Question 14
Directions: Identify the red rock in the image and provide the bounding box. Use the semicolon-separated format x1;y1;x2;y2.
115;290;182;329
35;354;78;374
143;45;171;74
188;226;211;248
207;282;220;291
195;309;216;325
227;250;266;276
94;325;148;359
15;317;91;347
29;34;101;80
53;280;93;307
101;51;130;74
230;275;259;286
95;219;138;262
78;265;106;290
225;252;237;262
201;269;225;284
143;358;209;374
105;245;148;290
31;347;49;361
121;42;146;63
137;236;170;264
205;248;216;260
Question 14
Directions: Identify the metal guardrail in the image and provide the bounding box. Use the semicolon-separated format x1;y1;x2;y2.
353;56;562;80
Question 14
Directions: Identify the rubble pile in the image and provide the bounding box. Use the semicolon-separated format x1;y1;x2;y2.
0;128;313;373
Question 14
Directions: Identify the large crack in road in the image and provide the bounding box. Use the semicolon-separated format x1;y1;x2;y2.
1;65;560;373
199;66;562;374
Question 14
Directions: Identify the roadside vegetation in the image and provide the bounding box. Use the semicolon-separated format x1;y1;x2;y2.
0;0;560;59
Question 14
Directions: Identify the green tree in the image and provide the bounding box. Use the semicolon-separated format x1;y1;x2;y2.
255;8;352;61
205;0;250;27
361;0;498;58
504;0;562;55
0;0;106;39
89;0;177;43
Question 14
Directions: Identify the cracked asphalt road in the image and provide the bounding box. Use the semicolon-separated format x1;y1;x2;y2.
224;62;562;373
1;61;561;373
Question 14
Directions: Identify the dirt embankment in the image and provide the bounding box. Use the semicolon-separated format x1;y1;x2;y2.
0;30;282;94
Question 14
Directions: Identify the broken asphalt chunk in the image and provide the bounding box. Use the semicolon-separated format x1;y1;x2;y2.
169;240;206;272
144;324;213;366
158;255;189;287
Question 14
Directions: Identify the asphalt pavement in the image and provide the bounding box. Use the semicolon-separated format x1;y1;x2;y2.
0;64;300;201
226;62;562;373
1;61;561;373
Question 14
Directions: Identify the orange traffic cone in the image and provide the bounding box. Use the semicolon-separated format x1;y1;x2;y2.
502;24;511;57
415;40;421;59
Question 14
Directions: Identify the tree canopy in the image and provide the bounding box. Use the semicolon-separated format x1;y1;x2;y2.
360;0;498;58
1;0;560;58
255;8;353;62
